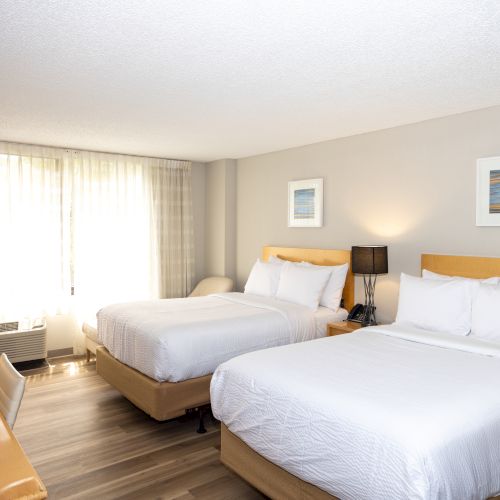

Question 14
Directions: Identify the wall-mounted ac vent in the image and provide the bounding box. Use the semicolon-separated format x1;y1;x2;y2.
0;322;47;363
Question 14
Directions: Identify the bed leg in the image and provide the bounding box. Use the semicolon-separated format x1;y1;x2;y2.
196;406;208;434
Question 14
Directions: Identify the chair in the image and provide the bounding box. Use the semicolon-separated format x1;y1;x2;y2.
189;276;234;297
0;353;26;428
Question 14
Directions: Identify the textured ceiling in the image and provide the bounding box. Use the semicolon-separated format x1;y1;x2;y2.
1;0;500;161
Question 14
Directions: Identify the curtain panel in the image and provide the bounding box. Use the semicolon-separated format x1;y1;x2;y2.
0;141;194;352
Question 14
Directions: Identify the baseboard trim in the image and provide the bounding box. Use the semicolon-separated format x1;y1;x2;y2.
48;347;74;358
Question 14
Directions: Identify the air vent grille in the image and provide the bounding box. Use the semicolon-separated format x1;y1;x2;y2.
0;322;19;332
0;324;47;362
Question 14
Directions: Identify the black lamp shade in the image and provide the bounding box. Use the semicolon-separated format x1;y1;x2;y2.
351;246;388;275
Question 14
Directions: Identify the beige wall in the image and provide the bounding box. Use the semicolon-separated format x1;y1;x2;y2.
236;105;500;323
46;314;80;353
205;159;237;280
191;162;207;286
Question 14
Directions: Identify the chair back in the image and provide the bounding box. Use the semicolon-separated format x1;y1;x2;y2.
189;276;234;297
0;353;26;428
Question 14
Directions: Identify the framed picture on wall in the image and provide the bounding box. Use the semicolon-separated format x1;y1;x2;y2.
477;156;500;226
288;178;323;227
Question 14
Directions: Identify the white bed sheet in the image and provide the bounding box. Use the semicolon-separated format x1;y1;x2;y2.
97;292;335;383
211;324;500;500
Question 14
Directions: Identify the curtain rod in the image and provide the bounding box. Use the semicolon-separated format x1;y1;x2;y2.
0;140;192;164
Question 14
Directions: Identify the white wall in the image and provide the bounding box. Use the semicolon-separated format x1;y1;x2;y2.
205;159;237;280
236;105;500;323
46;315;80;353
191;162;207;286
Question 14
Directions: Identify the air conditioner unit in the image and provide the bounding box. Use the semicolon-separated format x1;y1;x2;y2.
0;321;47;363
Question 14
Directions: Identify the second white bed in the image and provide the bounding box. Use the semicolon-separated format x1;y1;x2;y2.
211;324;500;500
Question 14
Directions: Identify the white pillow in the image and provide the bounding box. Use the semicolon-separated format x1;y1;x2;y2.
300;262;349;311
422;269;499;285
268;255;286;264
244;259;283;297
275;261;332;310
395;273;473;336
471;283;500;341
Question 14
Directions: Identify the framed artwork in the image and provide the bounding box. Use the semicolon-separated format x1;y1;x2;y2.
288;178;323;227
477;156;500;226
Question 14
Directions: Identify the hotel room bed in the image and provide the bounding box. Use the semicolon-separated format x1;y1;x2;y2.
211;254;500;500
97;293;347;382
212;324;500;500
96;246;353;421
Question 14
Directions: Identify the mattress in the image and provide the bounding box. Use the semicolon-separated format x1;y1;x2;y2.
97;292;343;383
211;324;500;500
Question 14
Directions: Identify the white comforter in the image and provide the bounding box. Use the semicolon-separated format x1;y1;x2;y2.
211;324;500;500
97;292;323;382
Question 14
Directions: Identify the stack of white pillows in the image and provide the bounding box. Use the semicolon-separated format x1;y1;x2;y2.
396;270;500;341
244;256;349;312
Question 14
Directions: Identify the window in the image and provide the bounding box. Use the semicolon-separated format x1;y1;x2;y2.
0;144;194;341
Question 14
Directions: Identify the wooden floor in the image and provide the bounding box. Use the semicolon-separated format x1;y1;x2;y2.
14;356;266;500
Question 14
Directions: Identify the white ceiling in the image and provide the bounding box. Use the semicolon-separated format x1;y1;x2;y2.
1;1;500;162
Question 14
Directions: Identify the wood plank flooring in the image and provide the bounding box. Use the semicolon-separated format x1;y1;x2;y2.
14;356;266;500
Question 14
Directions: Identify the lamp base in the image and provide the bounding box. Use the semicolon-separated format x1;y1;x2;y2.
361;305;377;327
361;275;378;326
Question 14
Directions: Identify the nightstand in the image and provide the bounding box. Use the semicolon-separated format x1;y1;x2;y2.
327;321;364;336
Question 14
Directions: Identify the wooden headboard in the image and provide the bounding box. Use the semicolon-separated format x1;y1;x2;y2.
421;253;500;279
262;246;354;311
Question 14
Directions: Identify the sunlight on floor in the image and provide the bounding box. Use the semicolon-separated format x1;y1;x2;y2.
61;359;88;376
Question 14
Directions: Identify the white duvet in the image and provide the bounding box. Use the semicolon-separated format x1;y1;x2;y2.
211;324;500;500
97;292;342;382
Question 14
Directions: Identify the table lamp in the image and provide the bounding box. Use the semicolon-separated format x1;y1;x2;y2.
351;245;388;326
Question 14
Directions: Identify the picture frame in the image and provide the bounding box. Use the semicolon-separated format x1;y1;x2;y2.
288;178;323;227
476;156;500;226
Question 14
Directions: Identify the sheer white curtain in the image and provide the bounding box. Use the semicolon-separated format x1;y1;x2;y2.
0;142;194;353
0;146;69;320
150;164;194;298
68;153;160;321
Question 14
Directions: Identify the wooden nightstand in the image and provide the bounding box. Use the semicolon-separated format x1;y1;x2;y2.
327;321;364;336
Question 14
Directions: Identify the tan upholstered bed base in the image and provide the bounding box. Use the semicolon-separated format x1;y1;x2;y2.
221;424;336;500
96;347;211;421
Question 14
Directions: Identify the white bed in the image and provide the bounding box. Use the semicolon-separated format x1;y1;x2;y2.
211;324;500;500
98;292;347;382
96;246;353;422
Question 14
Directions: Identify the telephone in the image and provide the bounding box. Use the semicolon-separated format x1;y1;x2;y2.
347;303;367;323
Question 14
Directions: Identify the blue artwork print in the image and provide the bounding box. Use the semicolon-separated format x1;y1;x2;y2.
294;188;315;219
490;170;500;214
